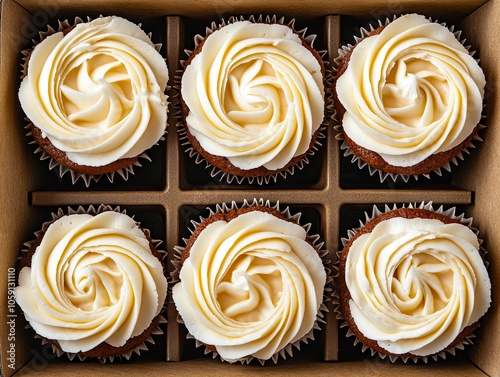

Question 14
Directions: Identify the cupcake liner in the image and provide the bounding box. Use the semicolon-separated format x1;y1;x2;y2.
34;315;167;363
171;198;331;364
174;15;333;185
20;17;167;187
19;204;168;363
331;16;487;183
341;327;478;363
335;201;488;363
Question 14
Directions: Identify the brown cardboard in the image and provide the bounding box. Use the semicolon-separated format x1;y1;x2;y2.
5;358;490;376
454;1;500;374
11;0;489;18
0;0;51;374
0;0;497;376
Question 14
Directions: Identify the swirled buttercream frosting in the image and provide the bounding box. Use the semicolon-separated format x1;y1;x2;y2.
344;212;491;356
336;14;485;168
181;21;325;172
172;208;326;361
19;16;168;167
15;211;168;354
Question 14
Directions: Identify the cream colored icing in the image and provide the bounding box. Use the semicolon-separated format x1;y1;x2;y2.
172;210;326;361
345;216;491;356
336;14;485;167
18;16;168;167
182;21;325;171
15;212;168;353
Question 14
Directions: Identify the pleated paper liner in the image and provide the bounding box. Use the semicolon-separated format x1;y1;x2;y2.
171;198;332;364
331;15;486;183
173;15;333;185
17;204;168;363
20;17;167;187
335;201;489;363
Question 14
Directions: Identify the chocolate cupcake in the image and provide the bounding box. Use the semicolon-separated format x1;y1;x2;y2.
338;203;491;362
19;16;169;185
172;199;328;363
179;16;327;184
14;205;168;361
333;14;486;181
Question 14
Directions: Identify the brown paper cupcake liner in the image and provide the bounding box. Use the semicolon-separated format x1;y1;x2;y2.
20;17;167;187
34;315;167;363
173;15;332;185
19;204;168;363
171;198;331;364
331;16;486;183
335;201;488;363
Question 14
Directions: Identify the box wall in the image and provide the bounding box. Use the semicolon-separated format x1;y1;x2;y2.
15;0;488;18
0;1;51;376
4;358;490;377
454;1;500;376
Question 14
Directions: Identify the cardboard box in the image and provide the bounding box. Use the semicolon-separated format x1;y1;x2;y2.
0;0;498;375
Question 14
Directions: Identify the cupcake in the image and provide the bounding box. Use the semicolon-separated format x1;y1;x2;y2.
14;206;168;361
19;16;169;185
338;203;491;362
172;200;327;363
179;16;326;184
333;14;486;180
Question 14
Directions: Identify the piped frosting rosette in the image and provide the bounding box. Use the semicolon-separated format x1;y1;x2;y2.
172;199;329;363
14;205;168;362
333;14;486;182
177;15;328;184
337;202;491;362
19;16;169;186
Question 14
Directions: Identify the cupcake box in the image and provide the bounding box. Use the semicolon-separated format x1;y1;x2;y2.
0;0;498;376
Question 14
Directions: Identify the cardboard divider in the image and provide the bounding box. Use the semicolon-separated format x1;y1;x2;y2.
1;0;496;375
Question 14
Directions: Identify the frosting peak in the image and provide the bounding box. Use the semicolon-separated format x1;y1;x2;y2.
182;21;325;171
19;16;168;167
336;14;485;167
15;211;168;353
173;210;326;361
345;216;491;356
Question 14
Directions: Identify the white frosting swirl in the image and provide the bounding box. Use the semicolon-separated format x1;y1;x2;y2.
172;210;326;361
336;14;485;167
345;216;491;356
15;211;168;353
19;16;168;167
182;21;325;171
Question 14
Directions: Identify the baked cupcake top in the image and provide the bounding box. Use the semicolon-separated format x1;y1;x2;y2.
172;206;326;362
19;16;168;168
340;208;491;358
181;20;325;173
15;211;168;355
335;14;485;170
